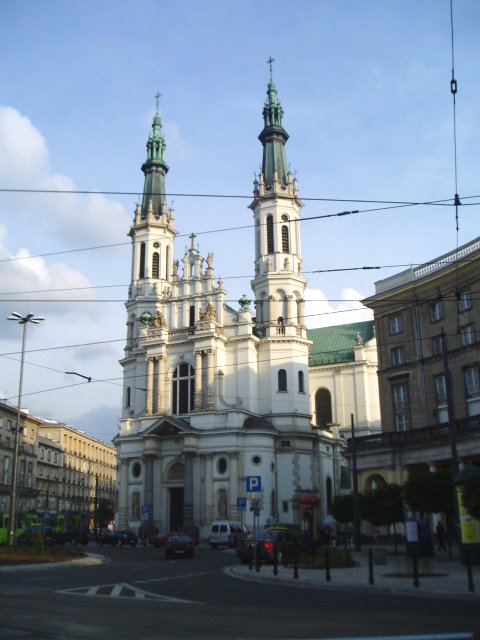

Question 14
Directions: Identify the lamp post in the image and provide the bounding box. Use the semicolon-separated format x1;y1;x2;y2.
6;312;45;547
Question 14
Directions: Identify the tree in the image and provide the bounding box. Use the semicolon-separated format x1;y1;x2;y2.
362;483;404;552
329;494;356;524
462;470;480;520
403;468;454;517
97;499;114;527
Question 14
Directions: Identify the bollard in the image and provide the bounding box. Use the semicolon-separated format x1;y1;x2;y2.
293;542;299;579
465;550;475;593
368;548;374;585
412;552;419;588
248;543;253;571
255;542;262;572
273;543;278;576
325;547;331;582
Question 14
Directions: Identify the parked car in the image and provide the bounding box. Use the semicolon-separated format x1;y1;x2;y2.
98;529;138;547
235;529;298;564
209;520;244;548
164;534;195;559
16;526;57;547
56;526;89;546
148;531;176;548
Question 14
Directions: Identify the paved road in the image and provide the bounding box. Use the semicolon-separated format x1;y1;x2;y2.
0;543;478;639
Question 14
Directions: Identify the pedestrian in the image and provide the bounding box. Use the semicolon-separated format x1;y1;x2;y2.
436;521;446;551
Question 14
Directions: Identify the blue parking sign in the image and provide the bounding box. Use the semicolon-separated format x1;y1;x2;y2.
237;497;247;511
246;476;261;492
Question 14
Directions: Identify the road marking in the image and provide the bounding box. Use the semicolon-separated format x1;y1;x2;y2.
134;571;210;584
57;582;203;604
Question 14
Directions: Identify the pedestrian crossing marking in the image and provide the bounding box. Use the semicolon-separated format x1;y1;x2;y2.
57;582;203;604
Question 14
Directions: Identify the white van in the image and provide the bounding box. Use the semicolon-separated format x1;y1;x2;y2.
208;520;245;548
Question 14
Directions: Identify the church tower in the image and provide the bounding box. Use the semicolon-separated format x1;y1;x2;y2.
250;62;311;420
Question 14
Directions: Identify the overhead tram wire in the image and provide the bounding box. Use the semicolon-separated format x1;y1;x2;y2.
0;193;477;267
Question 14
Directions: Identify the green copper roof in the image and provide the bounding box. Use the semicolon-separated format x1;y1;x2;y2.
258;70;289;189
141;102;169;217
307;321;375;367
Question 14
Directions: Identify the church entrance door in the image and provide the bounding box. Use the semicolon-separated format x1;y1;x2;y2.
169;487;184;531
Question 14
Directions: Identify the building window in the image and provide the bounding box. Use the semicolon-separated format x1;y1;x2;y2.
172;363;195;415
392;381;410;431
460;324;476;347
434;374;448;423
189;305;195;327
278;369;287;392
152;251;160;278
389;315;403;335
432;335;444;356
216;457;228;475
391;346;406;367
125;386;131;408
464;365;480;397
282;500;289;513
465;365;480;416
298;370;305;393
430;301;443;323
165;246;170;280
139;242;146;279
266;215;274;254
458;290;472;312
315;388;332;429
281;225;289;253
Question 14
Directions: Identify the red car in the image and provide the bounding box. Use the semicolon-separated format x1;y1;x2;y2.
148;531;176;548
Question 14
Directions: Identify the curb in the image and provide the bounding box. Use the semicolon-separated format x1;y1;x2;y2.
0;552;106;573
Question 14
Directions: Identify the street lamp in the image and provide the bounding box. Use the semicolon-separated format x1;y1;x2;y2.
6;312;45;547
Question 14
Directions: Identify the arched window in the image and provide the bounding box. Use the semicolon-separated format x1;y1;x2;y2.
152;251;160;278
267;215;274;254
131;492;140;519
189;305;195;327
298;371;305;393
278;369;287;392
139;243;146;279
281;225;289;252
172;363;195;415
315;388;332;428
125;386;131;408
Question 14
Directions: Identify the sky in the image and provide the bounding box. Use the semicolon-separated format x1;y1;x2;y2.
0;0;479;445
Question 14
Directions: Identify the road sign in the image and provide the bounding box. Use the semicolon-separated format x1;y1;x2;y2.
246;476;261;492
236;497;247;511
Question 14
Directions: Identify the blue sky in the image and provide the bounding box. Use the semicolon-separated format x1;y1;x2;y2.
1;0;479;443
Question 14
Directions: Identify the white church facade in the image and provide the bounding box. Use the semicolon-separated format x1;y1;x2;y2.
113;74;380;539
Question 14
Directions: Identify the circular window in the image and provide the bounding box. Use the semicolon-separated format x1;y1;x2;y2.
132;462;142;478
153;241;160;248
252;455;262;466
217;457;228;474
281;214;289;222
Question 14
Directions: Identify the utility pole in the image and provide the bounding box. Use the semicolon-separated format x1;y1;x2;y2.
351;414;362;551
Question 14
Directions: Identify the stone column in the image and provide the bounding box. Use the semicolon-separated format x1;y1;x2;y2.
229;453;239;517
183;452;194;527
268;295;275;324
118;459;129;529
206;349;215;408
286;295;294;324
204;454;214;524
146;358;154;415
297;298;305;326
194;350;203;410
143;454;155;532
157;355;166;414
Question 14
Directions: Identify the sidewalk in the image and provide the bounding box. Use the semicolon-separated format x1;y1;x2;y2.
0;552;104;573
225;547;480;600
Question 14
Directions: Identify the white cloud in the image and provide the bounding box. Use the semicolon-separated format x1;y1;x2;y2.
304;287;373;329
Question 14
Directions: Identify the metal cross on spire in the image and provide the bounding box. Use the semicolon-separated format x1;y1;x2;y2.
155;92;161;115
266;56;275;81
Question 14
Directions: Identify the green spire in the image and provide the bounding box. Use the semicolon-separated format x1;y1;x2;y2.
259;58;289;189
141;93;169;217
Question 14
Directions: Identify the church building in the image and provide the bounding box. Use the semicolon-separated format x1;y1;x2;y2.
114;73;373;538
